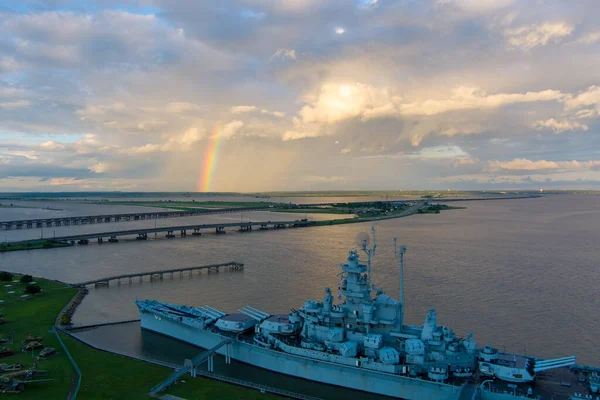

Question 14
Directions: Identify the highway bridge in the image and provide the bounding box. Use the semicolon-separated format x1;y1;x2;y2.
13;219;315;245
0;206;281;230
0;200;425;231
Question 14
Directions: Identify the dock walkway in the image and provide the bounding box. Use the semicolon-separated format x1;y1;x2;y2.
150;339;232;394
72;262;244;288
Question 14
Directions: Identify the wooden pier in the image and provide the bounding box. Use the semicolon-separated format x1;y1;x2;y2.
72;261;244;288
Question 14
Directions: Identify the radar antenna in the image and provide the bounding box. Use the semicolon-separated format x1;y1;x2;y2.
356;226;377;289
394;237;407;309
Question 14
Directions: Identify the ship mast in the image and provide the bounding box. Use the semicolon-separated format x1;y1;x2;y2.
394;238;407;321
361;225;377;289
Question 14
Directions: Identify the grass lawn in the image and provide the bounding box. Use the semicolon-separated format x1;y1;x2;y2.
272;208;353;214
0;240;72;253
0;273;280;399
82;200;284;210
0;275;77;399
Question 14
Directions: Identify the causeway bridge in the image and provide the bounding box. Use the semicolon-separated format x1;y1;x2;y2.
72;261;244;288
13;219;314;245
0;206;283;230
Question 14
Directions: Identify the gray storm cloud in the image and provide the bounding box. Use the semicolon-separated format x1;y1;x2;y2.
0;0;600;191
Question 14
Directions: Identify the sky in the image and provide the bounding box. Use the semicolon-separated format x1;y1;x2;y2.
1;0;600;192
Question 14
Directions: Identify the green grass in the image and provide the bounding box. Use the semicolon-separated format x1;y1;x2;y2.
0;276;77;399
81;200;284;210
272;208;353;214
0;240;72;253
0;274;281;399
62;333;280;400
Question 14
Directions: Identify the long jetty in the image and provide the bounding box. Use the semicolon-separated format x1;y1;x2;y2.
0;206;279;230
13;219;314;245
72;261;245;288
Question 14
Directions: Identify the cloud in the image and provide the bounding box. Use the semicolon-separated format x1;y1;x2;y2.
2;1;600;191
271;49;296;61
282;130;320;141
297;83;565;127
574;109;597;119
165;102;203;113
436;0;515;14
39;141;65;151
220;120;244;138
0;100;31;109
298;83;401;124
563;86;600;110
44;178;83;186
488;159;600;172
573;32;600;45
261;109;285;118
89;162;110;173
534;118;589;133
504;23;573;51
231;105;257;113
453;157;479;167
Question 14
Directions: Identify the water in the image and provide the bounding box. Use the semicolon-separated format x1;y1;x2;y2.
1;194;598;367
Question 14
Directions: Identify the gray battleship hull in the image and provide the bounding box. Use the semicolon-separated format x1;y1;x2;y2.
140;313;465;400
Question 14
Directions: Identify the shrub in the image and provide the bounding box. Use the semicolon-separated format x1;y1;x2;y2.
20;275;33;284
0;271;13;282
24;284;41;295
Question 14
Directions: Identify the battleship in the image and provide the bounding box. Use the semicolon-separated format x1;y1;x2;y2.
137;230;599;399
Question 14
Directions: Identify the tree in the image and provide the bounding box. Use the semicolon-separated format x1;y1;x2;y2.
20;275;33;284
0;271;13;282
24;284;41;295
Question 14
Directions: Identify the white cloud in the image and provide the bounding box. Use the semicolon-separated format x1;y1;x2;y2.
563;86;600;110
453;157;479;167
412;145;467;159
165;102;203;113
399;86;563;116
574;32;600;45
39;141;65;151
231;105;257;113
533;118;588;133
488;159;600;172
220;120;244;138
282;130;320;141
168;127;203;148
123;143;163;154
298;83;401;123
436;0;514;14
45;178;83;186
504;23;573;51
0;100;31;109
574;109;597;119
89;161;109;173
261;109;285;118
271;48;296;61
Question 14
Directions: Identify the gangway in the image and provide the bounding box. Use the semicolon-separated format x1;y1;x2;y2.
150;339;231;393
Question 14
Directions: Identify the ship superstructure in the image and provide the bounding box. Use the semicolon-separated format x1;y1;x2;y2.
137;231;597;400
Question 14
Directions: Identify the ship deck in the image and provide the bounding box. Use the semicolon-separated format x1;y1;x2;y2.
481;366;593;398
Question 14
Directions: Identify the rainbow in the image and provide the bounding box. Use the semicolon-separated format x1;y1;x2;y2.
197;123;223;192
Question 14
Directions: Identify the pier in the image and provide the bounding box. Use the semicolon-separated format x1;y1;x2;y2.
12;219;315;246
150;339;232;394
72;261;244;288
